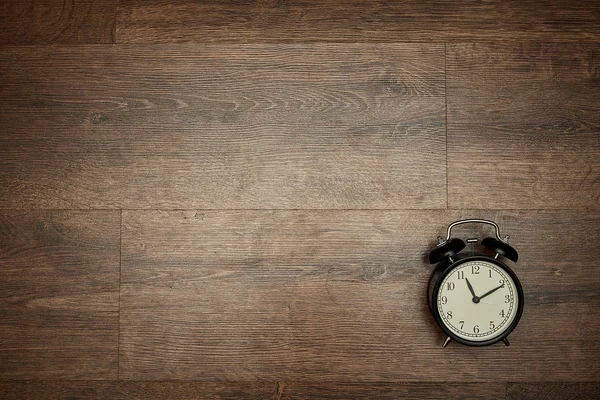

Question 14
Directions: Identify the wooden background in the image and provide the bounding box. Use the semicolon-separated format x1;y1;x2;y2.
1;1;599;399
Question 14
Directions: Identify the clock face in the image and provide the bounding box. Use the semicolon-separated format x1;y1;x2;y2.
437;260;520;342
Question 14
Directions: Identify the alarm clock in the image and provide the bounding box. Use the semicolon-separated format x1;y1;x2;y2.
427;219;524;347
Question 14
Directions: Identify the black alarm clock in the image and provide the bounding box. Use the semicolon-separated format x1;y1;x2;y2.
427;219;524;347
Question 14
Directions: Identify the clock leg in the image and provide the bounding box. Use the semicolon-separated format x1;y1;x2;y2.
443;337;452;348
502;337;510;346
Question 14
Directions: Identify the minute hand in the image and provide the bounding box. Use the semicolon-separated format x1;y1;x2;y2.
479;284;505;300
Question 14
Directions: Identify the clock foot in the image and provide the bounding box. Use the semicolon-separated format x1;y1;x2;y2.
443;337;452;348
502;337;510;346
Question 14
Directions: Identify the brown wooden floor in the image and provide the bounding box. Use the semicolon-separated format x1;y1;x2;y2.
1;1;599;399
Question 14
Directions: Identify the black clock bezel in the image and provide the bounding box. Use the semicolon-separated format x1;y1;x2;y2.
428;254;524;347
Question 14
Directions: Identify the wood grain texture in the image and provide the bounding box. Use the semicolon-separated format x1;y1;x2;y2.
0;211;120;379
120;210;600;381
447;43;600;210
116;0;600;43
0;381;277;400
2;381;597;399
507;383;600;400
0;0;117;44
278;382;506;399
0;44;445;209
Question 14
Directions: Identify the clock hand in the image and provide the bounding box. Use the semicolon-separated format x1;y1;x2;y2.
465;277;477;298
479;284;505;300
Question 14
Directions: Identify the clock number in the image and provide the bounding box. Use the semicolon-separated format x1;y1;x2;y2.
441;296;448;305
459;320;465;329
447;282;455;291
457;271;464;279
505;294;511;303
489;321;495;330
488;269;492;278
473;325;480;334
499;309;505;318
447;311;453;319
472;265;480;274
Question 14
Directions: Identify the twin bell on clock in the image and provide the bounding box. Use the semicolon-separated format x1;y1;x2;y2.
427;219;524;348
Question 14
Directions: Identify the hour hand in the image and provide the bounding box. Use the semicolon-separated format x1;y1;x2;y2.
465;278;477;298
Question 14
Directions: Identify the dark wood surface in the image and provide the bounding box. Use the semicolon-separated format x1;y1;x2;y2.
1;1;599;398
506;383;600;400
116;0;600;43
507;382;600;400
2;1;598;45
2;382;600;400
279;382;507;399
0;381;277;400
0;211;120;379
0;0;117;44
0;44;445;209
447;43;600;209
120;210;599;381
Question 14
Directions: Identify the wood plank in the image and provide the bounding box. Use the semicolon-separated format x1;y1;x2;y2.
447;43;600;210
0;44;445;209
507;383;600;400
120;210;600;381
0;381;277;400
0;211;120;379
0;0;117;44
279;382;506;399
3;382;599;400
116;0;600;43
3;381;597;399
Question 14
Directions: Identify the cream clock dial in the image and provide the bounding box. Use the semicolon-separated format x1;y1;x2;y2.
437;260;518;342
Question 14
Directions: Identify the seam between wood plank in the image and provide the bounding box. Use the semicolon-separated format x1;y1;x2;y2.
0;208;596;212
444;42;449;210
112;0;119;44
118;209;122;380
112;8;117;44
0;41;599;50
